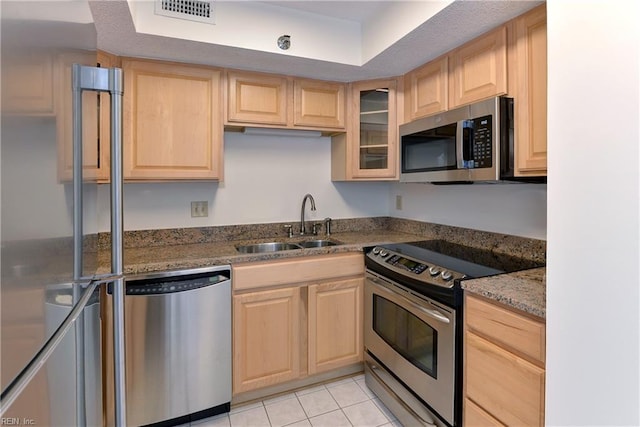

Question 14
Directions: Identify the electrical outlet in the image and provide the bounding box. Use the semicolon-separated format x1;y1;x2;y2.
190;201;208;217
395;195;403;210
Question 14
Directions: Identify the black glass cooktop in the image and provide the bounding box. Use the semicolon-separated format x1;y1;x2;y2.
409;239;544;273
371;239;544;278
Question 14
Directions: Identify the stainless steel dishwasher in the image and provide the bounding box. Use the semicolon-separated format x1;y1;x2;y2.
104;265;231;427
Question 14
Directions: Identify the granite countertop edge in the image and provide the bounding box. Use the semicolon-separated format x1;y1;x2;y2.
460;267;546;319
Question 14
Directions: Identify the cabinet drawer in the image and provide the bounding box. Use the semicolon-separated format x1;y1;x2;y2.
465;295;545;364
466;332;544;427
233;253;364;291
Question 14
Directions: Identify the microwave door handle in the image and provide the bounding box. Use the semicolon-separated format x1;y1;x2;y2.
456;121;464;169
462;120;474;169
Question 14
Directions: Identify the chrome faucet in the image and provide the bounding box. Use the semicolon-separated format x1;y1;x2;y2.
300;193;316;235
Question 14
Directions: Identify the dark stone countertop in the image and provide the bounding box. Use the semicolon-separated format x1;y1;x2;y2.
98;230;419;276
93;218;546;318
461;267;546;319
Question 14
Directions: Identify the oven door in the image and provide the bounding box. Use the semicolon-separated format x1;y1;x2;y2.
364;270;455;426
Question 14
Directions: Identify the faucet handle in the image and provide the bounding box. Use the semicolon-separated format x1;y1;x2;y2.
284;224;293;238
312;223;321;236
324;217;332;236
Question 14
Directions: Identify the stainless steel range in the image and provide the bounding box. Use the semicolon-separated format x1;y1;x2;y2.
363;240;543;427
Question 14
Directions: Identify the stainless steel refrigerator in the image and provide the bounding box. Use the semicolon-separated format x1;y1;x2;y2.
1;2;127;425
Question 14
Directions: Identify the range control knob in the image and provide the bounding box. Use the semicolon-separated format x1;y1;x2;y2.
429;266;441;277
441;271;453;281
372;247;381;255
379;250;389;257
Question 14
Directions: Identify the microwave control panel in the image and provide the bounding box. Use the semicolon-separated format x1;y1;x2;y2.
466;115;492;168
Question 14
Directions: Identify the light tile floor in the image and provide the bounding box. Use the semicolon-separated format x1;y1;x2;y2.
190;374;402;427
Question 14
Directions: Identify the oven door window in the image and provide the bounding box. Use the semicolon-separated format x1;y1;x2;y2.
401;123;457;173
372;295;437;379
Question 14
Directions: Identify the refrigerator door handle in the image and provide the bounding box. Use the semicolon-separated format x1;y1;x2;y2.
72;64;126;427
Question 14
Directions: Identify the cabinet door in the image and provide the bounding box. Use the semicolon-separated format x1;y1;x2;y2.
233;287;301;394
1;50;55;115
227;71;289;125
511;5;547;176
55;50;115;182
123;59;223;180
294;79;346;129
450;27;507;108
405;55;448;121
308;278;363;375
466;332;545;427
333;78;398;180
55;50;101;182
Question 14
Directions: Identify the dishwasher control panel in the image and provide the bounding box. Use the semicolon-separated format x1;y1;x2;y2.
107;267;231;296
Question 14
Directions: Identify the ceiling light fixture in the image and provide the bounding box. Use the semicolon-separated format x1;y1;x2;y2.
277;35;291;50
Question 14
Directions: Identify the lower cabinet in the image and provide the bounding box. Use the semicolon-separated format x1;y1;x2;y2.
308;278;363;375
233;287;301;393
232;253;364;396
464;294;545;427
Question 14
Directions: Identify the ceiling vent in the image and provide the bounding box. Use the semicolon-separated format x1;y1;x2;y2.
155;0;215;25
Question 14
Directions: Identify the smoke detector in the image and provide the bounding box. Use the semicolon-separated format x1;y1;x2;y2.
155;0;215;25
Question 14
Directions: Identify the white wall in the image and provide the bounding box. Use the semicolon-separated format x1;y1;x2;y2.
98;132;391;231
546;1;640;425
389;183;547;239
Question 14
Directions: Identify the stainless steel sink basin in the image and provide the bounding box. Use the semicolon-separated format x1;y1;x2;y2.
236;242;302;253
298;239;340;248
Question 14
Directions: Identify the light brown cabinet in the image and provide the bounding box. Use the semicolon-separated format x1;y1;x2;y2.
404;55;448;122
227;70;289;126
449;26;508;108
509;4;547;177
294;79;346;129
308;278;363;375
233;287;301;393
122;58;223;180
232;253;364;396
56;50;116;182
226;70;346;131
332;78;399;181
464;294;545;427
1;50;56;115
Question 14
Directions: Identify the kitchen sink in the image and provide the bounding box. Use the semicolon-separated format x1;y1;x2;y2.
297;239;339;248
236;242;302;253
236;239;341;253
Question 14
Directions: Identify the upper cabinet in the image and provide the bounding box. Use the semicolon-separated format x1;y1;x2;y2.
332;78;400;181
225;70;346;131
56;50;116;182
2;50;56;115
449;26;508;108
508;4;547;177
227;71;289;125
404;55;448;122
294;79;346;129
122;58;224;180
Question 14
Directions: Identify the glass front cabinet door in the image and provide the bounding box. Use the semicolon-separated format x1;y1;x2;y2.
332;78;398;180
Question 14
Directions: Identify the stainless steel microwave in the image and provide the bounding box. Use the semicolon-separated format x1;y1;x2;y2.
400;96;516;183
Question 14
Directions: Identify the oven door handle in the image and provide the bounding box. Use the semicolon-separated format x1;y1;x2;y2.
369;276;451;324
